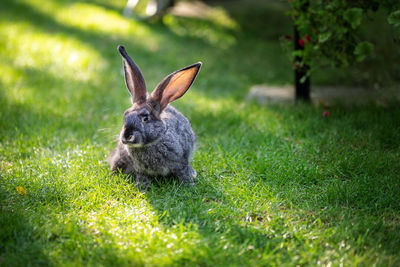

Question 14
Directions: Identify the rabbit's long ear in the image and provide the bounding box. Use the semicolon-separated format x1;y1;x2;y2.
118;45;147;104
150;62;202;113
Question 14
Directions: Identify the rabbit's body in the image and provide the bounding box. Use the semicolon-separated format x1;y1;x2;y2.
109;46;201;188
109;105;196;183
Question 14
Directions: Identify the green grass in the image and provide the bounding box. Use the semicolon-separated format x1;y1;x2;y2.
1;0;400;266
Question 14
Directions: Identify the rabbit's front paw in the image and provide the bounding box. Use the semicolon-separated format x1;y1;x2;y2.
135;174;151;191
175;166;195;186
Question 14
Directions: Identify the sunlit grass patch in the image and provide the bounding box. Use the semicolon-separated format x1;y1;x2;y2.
56;3;137;35
0;22;106;81
21;0;165;51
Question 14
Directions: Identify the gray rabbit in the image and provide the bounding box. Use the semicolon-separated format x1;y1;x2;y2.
109;45;201;188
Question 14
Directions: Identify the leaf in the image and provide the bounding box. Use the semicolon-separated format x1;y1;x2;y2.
318;32;331;43
343;8;363;29
299;75;307;84
16;186;27;196
292;50;303;58
354;41;374;62
388;10;400;28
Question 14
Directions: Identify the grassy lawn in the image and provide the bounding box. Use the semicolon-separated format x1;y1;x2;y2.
1;0;400;265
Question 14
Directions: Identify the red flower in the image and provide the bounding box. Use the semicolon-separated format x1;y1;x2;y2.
322;110;330;117
298;39;305;47
305;34;311;42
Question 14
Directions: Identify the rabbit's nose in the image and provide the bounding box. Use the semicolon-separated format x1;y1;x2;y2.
127;135;135;142
121;134;135;144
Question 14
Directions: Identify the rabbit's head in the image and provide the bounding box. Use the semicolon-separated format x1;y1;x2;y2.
118;45;201;147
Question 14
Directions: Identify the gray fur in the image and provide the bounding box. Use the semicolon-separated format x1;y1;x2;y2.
109;45;200;188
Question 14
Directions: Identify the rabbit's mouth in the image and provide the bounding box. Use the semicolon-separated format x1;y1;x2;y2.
126;143;145;148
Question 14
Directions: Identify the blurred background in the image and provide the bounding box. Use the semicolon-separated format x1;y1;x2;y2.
1;0;399;106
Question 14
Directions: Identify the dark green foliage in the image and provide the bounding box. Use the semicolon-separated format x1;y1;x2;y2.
289;0;400;79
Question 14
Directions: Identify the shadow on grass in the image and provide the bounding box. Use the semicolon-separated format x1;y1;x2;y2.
145;102;400;258
143;178;290;264
0;187;51;266
0;68;97;145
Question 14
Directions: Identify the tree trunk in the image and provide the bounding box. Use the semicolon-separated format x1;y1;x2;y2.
294;27;311;102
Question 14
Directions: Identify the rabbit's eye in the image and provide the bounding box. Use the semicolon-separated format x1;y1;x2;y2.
141;115;150;123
